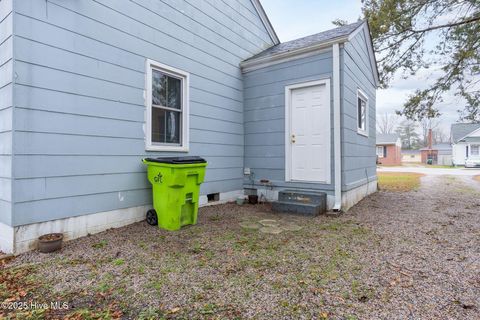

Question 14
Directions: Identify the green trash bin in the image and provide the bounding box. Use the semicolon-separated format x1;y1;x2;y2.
143;157;207;231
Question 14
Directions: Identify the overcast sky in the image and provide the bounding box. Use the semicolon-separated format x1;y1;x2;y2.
261;0;459;135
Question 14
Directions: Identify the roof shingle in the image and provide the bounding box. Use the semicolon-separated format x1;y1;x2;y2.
244;21;364;62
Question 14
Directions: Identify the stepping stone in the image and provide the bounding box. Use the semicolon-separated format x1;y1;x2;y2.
239;221;261;230
259;219;279;227
259;226;283;234
281;223;303;232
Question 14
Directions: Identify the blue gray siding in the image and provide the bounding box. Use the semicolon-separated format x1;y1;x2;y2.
10;0;273;226
243;28;377;196
0;0;13;225
341;27;377;190
243;51;335;195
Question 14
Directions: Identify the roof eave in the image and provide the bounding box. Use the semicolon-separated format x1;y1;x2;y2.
240;35;349;73
250;0;280;45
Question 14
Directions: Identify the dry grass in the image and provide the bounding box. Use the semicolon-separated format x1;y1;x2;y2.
378;172;424;192
474;175;480;183
2;176;480;319
1;205;375;319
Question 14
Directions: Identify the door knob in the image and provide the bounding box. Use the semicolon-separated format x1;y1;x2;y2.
291;134;296;144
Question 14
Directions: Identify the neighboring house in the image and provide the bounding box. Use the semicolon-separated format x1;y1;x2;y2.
420;143;452;166
402;149;421;163
0;0;378;254
451;123;480;166
376;134;402;165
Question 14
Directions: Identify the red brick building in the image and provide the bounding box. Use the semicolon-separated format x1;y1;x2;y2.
376;134;402;165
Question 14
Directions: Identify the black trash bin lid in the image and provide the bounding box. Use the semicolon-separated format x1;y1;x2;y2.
144;156;206;164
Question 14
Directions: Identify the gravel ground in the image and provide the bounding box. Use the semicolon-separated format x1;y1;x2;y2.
2;175;480;319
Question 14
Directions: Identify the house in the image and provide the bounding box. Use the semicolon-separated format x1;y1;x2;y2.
451;123;480;166
376;134;402;165
420;143;452;166
0;0;378;254
402;149;421;163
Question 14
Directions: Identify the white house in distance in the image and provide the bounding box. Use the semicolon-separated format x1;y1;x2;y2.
451;123;480;166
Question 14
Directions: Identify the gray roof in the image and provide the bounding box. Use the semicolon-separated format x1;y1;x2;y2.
402;149;421;154
433;143;452;151
245;21;364;62
451;123;480;143
376;133;400;145
420;144;452;154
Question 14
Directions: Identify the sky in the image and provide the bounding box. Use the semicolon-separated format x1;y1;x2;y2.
260;0;459;136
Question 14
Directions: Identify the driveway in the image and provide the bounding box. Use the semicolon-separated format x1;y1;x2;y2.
378;165;480;176
2;173;480;319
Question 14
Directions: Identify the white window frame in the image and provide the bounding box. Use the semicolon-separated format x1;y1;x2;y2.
376;146;384;158
357;89;369;136
145;59;189;152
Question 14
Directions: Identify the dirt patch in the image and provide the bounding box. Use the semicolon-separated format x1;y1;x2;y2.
378;172;424;191
2;175;480;319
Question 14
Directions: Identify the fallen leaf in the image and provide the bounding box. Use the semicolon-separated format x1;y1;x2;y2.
169;307;181;314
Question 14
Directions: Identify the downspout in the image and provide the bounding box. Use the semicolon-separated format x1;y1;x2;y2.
332;43;342;212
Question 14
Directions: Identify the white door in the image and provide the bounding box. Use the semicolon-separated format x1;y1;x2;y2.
287;81;331;183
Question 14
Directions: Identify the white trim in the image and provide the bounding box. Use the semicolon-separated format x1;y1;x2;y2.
241;41;341;73
284;78;331;184
145;59;190;152
356;88;369;137
332;43;342;211
249;0;280;45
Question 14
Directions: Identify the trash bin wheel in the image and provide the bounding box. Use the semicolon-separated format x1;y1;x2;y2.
146;209;158;226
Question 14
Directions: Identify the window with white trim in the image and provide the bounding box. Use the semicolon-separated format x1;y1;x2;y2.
471;145;480;156
357;90;368;135
376;146;384;158
146;60;189;152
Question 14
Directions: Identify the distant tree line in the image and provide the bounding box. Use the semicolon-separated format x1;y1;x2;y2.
377;112;448;149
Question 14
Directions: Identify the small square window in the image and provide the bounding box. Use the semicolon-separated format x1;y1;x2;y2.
357;90;368;136
471;145;480;156
146;60;189;152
